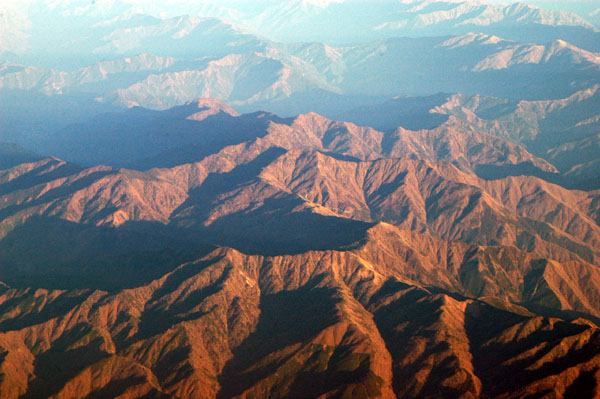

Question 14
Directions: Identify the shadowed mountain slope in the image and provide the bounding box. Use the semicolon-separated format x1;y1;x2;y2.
1;122;598;290
0;231;599;398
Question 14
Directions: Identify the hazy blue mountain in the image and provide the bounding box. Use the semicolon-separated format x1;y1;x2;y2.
246;0;600;50
1;28;598;158
0;143;43;169
3;0;600;69
1;33;597;114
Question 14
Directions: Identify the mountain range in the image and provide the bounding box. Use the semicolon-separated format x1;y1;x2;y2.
2;30;598;108
1;1;599;398
9;85;595;192
4;0;600;65
1;97;600;397
1;29;599;156
340;85;600;189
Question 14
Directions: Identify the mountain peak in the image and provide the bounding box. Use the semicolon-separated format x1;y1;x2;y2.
552;39;569;47
439;32;508;48
184;97;232;109
181;98;239;120
290;112;334;132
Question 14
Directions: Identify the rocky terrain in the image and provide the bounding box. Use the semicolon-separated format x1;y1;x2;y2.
1;1;599;398
342;85;600;189
0;98;598;397
0;224;599;398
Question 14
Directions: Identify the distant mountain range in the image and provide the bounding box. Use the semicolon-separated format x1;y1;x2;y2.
2;2;599;148
4;0;600;64
1;30;598;117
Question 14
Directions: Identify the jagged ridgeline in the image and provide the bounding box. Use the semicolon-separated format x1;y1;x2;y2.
0;1;599;398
